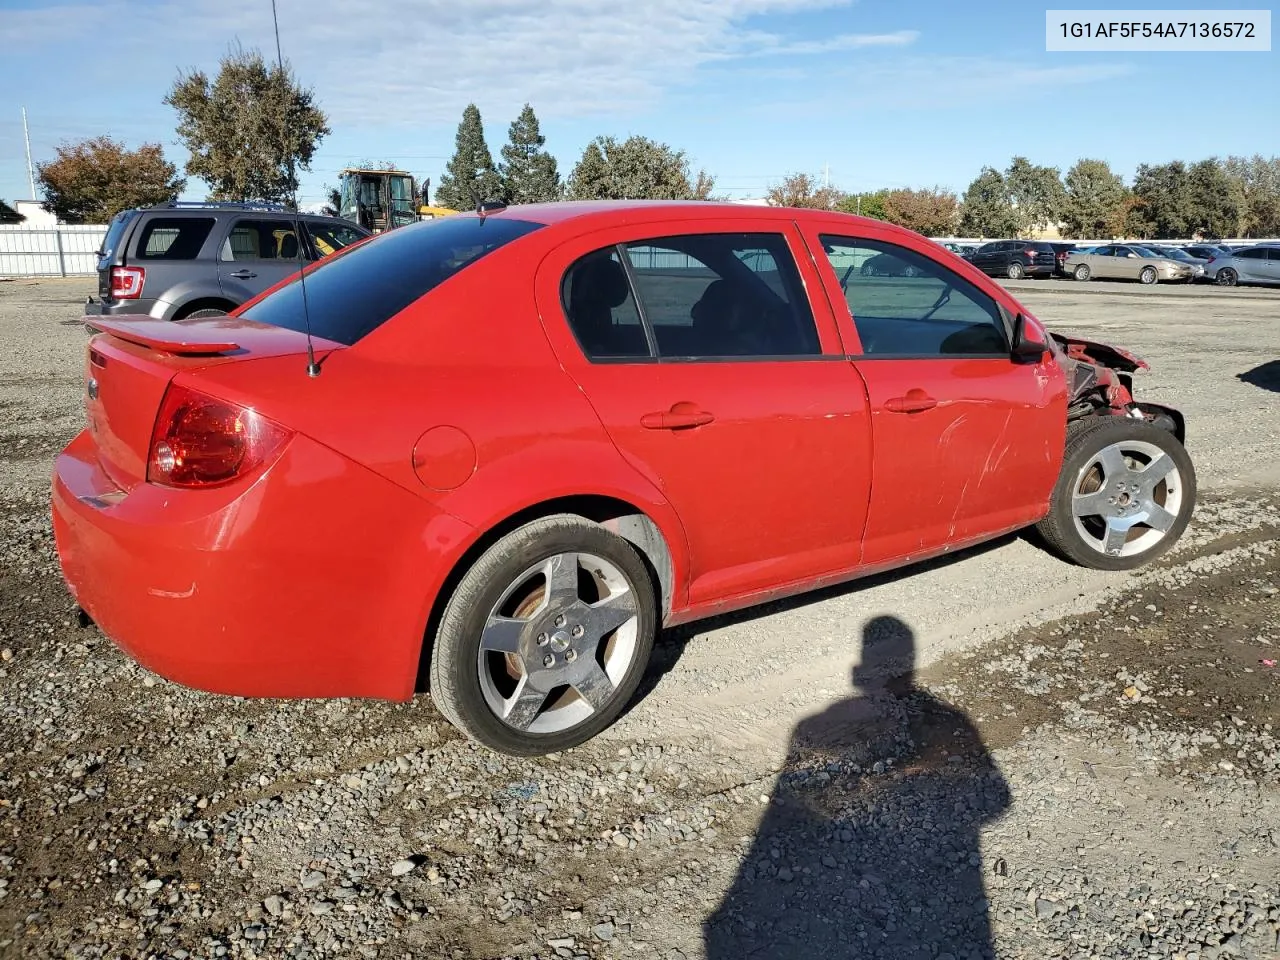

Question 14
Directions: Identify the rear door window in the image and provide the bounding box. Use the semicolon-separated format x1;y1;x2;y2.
241;215;544;345
221;219;304;262
626;233;819;359
562;232;820;361
133;217;216;260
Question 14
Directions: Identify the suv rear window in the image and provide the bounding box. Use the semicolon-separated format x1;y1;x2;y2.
135;217;216;260
241;215;544;345
99;211;136;264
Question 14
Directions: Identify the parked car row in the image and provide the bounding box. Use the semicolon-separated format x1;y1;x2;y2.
935;238;1280;287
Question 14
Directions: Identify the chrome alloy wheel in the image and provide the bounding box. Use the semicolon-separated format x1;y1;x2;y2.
1070;438;1185;558
478;552;640;734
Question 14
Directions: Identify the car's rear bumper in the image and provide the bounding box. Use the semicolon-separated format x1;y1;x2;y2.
1024;264;1055;277
83;297;149;317
52;429;474;701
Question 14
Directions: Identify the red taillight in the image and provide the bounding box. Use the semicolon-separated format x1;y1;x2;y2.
147;384;291;488
1024;248;1039;259
110;265;145;299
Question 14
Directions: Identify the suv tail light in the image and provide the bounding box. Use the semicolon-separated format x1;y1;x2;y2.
1024;248;1040;259
148;384;292;488
110;265;145;299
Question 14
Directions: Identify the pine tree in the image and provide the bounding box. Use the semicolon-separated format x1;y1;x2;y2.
499;104;560;204
435;104;502;210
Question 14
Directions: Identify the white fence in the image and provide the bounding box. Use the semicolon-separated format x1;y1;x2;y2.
0;225;108;278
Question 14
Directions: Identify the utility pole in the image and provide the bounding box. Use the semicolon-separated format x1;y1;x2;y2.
22;107;37;200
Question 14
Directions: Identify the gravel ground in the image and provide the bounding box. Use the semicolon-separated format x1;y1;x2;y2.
1;277;1279;960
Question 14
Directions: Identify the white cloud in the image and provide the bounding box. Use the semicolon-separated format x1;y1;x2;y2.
2;0;880;126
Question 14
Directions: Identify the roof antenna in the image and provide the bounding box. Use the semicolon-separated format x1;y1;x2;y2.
467;181;506;220
271;0;320;378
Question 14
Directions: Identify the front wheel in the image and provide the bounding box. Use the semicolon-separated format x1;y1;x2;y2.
1073;264;1091;281
1006;261;1024;280
1036;418;1196;571
429;515;657;755
1139;266;1158;285
1216;267;1238;286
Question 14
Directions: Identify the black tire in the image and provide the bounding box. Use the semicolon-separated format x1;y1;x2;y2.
180;307;233;320
1036;418;1196;571
1006;261;1024;280
1074;264;1091;281
1216;268;1238;286
1139;266;1158;285
429;514;657;755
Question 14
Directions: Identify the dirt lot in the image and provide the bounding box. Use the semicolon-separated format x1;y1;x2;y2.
1;277;1279;960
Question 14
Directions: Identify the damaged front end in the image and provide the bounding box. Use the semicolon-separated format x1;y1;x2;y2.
1049;333;1185;442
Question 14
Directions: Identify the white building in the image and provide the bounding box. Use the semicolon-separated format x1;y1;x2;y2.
14;201;56;227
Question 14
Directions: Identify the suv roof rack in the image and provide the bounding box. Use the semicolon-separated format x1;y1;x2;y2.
156;200;293;213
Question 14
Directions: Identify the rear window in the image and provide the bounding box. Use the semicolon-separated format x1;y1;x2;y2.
241;215;544;345
99;211;136;263
135;217;216;260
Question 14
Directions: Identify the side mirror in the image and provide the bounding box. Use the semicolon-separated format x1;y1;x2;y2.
1011;312;1046;362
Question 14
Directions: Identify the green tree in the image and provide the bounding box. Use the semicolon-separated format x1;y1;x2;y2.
498;104;561;204
320;185;341;217
1129;162;1193;238
0;199;24;223
1005;156;1065;234
565;135;714;200
766;172;845;209
1185;158;1239;239
165;45;328;204
836;190;889;220
1061;159;1127;239
435;104;503;210
1223;155;1280;237
959;167;1018;237
36;136;184;223
880;187;959;236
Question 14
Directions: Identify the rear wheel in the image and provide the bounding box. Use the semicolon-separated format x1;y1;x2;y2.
1216;267;1238;286
1006;261;1024;280
429;515;657;755
1073;264;1091;281
1036;418;1196;571
1139;266;1158;285
183;308;231;320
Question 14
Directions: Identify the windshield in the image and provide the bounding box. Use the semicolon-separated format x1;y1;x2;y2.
242;215;544;345
1135;247;1164;258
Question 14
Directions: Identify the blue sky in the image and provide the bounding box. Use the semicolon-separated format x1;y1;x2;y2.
1;0;1275;210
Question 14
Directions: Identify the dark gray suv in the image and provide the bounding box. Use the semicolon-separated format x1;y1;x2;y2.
84;202;371;321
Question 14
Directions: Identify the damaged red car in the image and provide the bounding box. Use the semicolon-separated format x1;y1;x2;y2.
52;201;1196;755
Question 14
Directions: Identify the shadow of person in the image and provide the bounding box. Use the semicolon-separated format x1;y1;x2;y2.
704;615;1011;960
1238;359;1280;394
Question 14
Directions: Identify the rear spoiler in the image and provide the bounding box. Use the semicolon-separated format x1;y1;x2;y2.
84;317;240;356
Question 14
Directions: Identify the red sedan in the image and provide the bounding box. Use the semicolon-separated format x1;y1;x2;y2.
52;201;1196;755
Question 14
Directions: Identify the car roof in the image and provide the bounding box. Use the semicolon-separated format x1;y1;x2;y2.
468;199;916;237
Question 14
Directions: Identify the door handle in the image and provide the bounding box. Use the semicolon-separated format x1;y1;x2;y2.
228;269;258;279
885;390;937;414
641;403;715;430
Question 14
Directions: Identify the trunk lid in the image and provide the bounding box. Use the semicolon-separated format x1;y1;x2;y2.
82;315;338;489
